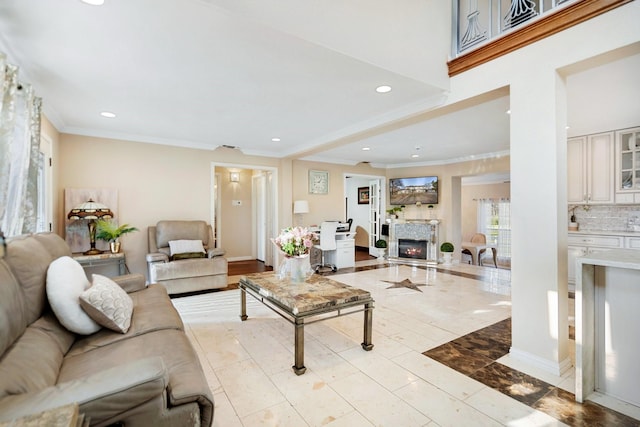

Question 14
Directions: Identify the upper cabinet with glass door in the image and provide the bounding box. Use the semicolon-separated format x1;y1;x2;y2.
615;127;640;204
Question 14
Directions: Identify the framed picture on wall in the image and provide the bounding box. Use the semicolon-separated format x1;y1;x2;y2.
357;187;370;204
309;170;329;194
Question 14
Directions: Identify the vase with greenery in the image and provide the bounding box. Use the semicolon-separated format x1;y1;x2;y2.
386;205;405;219
374;239;387;260
440;242;454;265
96;219;139;253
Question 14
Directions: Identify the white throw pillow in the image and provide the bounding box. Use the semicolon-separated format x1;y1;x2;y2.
46;256;101;335
168;239;205;256
80;274;133;334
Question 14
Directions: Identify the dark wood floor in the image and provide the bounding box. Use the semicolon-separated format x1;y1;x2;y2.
228;247;374;275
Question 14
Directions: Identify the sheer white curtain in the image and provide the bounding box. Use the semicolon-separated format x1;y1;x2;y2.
0;53;43;237
477;198;511;259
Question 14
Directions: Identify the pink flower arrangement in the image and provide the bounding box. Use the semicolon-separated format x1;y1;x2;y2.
272;226;315;257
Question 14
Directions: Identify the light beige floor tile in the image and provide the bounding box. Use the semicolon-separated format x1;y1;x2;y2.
392;351;485;401
270;369;355;427
339;346;418;392
215;359;285;418
211;392;243;427
323;410;374;427
464;386;569;426
395;379;502;427
240;401;308;427
331;372;431;426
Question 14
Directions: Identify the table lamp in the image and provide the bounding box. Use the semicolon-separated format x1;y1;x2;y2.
67;199;114;255
293;200;309;227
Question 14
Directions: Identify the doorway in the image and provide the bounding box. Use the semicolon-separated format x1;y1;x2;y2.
344;173;386;257
211;162;278;267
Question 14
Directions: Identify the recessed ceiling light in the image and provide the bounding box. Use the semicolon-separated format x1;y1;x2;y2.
411;154;419;158
100;111;116;118
271;137;281;142
375;85;392;93
506;109;511;114
81;0;105;5
362;147;370;151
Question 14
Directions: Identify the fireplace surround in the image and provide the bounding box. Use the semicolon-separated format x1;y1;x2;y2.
388;219;440;266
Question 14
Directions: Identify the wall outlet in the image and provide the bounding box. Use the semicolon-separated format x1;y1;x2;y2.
232;200;242;206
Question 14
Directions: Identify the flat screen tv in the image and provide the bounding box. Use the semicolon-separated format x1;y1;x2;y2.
389;176;438;205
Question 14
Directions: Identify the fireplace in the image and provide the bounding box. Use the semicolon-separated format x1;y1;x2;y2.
398;239;427;260
387;219;440;266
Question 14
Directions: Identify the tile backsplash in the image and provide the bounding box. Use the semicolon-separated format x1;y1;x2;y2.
570;205;640;232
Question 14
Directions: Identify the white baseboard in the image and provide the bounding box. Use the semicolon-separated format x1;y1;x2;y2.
509;347;573;377
226;256;255;262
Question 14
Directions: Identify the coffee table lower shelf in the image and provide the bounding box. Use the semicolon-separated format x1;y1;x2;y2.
239;274;374;375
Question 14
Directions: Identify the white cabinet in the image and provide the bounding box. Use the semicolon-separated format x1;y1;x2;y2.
615;127;640;203
325;238;355;269
568;133;614;205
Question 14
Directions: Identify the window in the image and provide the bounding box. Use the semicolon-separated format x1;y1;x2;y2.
477;198;511;259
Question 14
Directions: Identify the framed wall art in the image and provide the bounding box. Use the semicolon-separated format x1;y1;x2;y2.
358;187;370;204
309;170;329;194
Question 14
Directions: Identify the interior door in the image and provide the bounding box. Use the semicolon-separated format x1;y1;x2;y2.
368;179;380;257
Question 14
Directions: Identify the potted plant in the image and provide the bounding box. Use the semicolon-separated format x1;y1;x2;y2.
386;205;405;219
440;242;454;265
374;239;387;260
96;219;139;253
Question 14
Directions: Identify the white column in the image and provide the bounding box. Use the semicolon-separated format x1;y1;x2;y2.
509;69;570;375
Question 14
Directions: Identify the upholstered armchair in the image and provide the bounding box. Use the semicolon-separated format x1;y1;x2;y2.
146;220;227;295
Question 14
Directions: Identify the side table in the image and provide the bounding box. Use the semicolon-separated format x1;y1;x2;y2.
72;252;127;278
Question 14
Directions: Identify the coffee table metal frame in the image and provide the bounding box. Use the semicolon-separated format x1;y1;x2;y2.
239;274;374;375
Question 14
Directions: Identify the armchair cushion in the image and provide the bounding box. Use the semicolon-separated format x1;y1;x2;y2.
171;252;207;261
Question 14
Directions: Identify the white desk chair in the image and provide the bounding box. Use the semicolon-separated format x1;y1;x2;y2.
314;221;338;273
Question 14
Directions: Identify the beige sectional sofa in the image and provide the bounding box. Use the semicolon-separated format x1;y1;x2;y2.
0;232;214;426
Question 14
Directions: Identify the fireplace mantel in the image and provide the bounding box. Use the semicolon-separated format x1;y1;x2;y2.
388;219;440;266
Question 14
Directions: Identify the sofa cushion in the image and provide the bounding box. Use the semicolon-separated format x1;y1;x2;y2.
0;313;74;399
80;275;133;334
0;261;28;357
4;235;54;325
66;284;183;357
46;256;101;335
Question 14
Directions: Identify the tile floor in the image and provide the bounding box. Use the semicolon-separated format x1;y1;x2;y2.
171;260;640;427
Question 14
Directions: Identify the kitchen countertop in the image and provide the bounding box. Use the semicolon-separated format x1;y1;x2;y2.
568;229;640;237
577;248;640;269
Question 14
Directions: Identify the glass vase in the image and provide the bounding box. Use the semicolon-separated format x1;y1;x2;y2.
277;254;313;284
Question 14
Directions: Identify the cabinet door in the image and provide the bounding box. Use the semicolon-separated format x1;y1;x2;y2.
568;245;587;285
615;127;640;197
587;132;614;204
568;137;587;204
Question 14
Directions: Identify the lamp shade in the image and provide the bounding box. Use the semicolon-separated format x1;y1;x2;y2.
293;200;309;214
67;199;113;220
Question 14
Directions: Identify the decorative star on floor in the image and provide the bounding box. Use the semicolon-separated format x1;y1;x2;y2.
383;278;428;292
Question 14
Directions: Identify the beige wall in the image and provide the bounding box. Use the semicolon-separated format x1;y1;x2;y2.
58;134;280;278
55;131;511;276
461;182;511;240
387;155;511;245
291;160;385;227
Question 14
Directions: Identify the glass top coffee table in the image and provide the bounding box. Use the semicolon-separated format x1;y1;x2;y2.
239;272;374;375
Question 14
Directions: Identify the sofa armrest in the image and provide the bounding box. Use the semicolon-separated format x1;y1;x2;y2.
112;273;147;293
207;248;225;258
0;357;168;425
146;252;169;263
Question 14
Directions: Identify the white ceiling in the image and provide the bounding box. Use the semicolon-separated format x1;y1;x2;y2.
0;1;637;169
